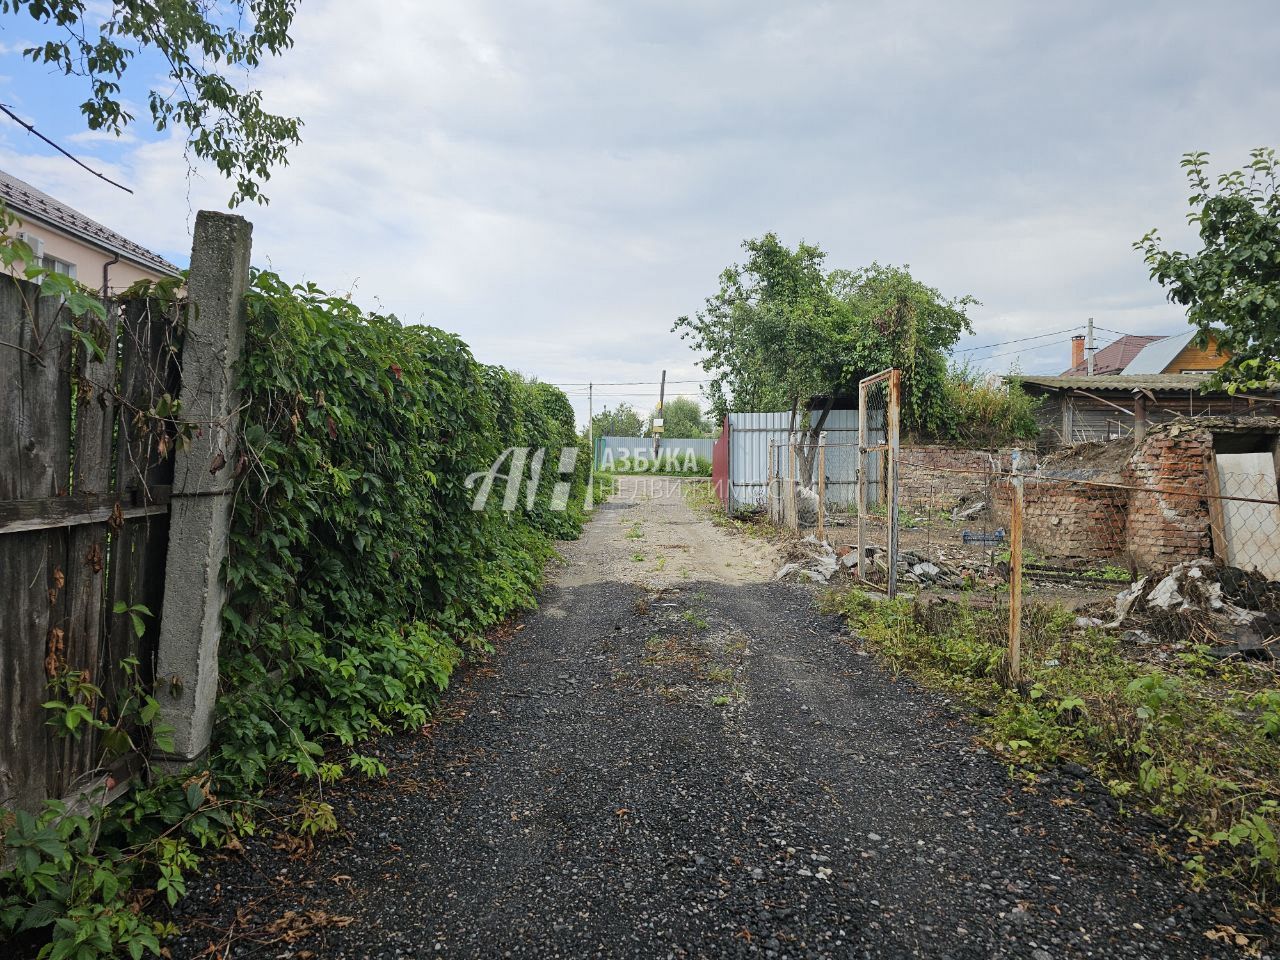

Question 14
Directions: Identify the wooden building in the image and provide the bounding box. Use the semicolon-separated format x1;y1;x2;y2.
1014;374;1273;449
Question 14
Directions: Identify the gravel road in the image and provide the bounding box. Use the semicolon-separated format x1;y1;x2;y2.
171;477;1263;959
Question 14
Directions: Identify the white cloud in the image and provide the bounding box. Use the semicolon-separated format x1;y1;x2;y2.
3;0;1278;423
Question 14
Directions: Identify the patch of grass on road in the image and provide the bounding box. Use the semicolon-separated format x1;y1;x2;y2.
824;588;1280;904
682;609;709;630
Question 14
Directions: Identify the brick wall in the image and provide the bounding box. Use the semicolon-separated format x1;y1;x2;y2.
989;417;1277;571
992;473;1129;561
897;445;1005;514
1122;425;1214;569
899;419;1276;572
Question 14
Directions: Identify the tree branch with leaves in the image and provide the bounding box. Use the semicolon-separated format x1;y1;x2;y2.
675;234;975;488
1136;147;1280;392
2;0;302;205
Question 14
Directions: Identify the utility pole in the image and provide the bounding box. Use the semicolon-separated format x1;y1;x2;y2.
588;381;594;471
653;369;666;458
1086;316;1095;376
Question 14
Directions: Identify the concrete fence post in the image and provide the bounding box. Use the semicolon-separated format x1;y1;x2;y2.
154;212;253;763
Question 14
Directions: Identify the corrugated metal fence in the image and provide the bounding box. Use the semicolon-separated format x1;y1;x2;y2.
594;435;715;469
726;410;865;513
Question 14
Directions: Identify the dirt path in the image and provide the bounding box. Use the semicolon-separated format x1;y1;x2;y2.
171;478;1250;959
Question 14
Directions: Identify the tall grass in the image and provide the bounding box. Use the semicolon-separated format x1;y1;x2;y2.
934;363;1042;447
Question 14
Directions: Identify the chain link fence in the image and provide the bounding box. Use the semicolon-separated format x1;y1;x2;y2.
760;369;1280;680
882;441;1280;682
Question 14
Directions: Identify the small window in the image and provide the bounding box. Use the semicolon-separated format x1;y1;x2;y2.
39;255;76;280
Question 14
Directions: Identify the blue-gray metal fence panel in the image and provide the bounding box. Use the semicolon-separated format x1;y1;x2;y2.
726;410;863;512
594;436;715;469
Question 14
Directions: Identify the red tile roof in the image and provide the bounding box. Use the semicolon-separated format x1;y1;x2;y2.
1060;335;1166;376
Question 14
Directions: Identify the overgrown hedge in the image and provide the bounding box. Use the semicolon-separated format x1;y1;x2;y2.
921;365;1042;448
1;268;597;959
214;272;592;789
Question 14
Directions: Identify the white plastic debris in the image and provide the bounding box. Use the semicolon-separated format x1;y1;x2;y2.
774;562;802;582
1147;574;1184;610
912;561;941;580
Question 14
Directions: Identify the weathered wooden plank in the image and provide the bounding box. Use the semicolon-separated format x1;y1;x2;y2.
105;298;179;704
0;277;31;810
61;299;119;795
34;290;74;804
0;281;73;812
1;286;181;812
0;494;170;535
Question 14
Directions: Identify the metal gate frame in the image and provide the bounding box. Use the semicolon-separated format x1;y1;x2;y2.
856;368;901;597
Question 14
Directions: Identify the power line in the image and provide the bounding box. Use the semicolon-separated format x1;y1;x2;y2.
952;326;1083;355
0;103;134;194
974;338;1080;362
551;379;708;387
1094;324;1184;340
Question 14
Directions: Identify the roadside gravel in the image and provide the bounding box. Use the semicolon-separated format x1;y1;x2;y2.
170;478;1265;959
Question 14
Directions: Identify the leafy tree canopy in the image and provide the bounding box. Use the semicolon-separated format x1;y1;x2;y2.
674;233;976;435
1;0;302;205
1136;148;1280;391
649;396;712;438
590;402;644;438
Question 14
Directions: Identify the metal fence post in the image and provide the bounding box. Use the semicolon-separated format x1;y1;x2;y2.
886;370;901;599
154;211;252;764
817;432;826;542
1006;471;1025;688
725;416;734;516
857;380;867;581
787;436;798;532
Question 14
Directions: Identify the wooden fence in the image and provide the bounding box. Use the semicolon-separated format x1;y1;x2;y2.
0;276;182;814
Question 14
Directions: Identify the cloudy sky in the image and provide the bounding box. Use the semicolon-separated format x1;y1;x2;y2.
2;1;1277;424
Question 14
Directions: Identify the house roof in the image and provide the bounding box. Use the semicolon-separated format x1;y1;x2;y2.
1121;330;1199;374
0;169;181;277
1015;374;1212;392
1060;334;1166;376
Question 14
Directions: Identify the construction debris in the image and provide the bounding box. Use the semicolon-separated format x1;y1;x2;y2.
776;536;839;584
1107;560;1280;658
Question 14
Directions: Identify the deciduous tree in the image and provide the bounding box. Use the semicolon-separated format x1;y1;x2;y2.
1136;148;1280;391
649;396;712;438
2;0;302;205
674;234;974;486
590;403;644;438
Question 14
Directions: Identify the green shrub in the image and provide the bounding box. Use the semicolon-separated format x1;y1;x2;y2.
215;272;591;790
933;363;1041;447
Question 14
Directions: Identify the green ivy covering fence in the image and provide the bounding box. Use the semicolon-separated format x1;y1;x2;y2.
214;271;592;789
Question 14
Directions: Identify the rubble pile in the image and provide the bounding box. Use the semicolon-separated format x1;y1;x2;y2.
775;535;840;584
1107;560;1280;658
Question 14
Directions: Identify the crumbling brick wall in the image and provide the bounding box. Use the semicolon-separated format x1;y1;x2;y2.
897;445;1002;514
991;417;1277;571
992;472;1129;561
908;417;1276;572
1122;424;1215;569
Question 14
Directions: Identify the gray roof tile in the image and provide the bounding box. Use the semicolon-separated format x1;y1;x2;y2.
0;168;181;276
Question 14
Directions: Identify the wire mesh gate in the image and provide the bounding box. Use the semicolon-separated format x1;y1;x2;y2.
856;369;901;597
